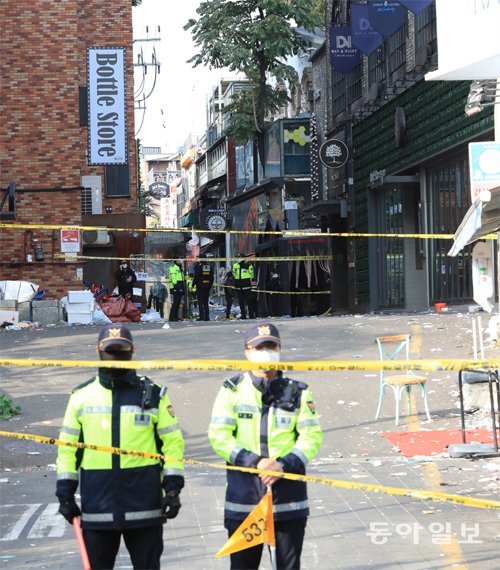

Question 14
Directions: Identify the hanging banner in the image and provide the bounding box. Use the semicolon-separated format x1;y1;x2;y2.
368;1;405;38
87;47;128;166
329;25;361;75
351;3;384;55
399;0;434;15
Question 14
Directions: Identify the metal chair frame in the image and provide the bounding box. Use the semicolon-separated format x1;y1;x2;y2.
375;334;431;426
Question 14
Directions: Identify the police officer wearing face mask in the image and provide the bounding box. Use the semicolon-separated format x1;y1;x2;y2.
115;259;137;299
208;323;323;569
56;325;185;570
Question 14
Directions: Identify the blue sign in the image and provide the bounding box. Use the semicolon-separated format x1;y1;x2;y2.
351;3;384;56
369;1;405;38
329;25;361;75
399;0;434;15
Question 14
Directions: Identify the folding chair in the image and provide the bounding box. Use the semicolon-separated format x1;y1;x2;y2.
375;334;431;426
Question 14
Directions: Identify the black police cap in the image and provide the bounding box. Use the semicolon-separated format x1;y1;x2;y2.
244;323;281;348
97;324;134;351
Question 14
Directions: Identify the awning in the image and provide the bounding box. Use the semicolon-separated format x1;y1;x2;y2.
181;212;196;228
226;177;284;206
448;188;500;257
303;199;342;215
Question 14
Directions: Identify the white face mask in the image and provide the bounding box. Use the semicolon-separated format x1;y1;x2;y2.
120;264;127;270
246;349;281;363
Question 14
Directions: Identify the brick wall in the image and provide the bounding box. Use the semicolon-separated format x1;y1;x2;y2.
0;0;138;299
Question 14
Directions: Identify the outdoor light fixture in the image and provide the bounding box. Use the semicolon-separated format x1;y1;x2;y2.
465;80;499;117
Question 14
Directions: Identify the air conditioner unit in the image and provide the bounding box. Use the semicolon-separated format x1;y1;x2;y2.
82;230;110;246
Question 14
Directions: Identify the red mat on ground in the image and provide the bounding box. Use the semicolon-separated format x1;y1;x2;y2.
381;428;496;457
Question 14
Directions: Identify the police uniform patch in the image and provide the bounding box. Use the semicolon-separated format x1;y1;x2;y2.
275;415;292;428
134;413;151;426
167;405;176;418
307;401;317;414
238;412;253;419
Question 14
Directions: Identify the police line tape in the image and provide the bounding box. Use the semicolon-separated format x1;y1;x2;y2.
217;283;330;295
2;357;500;372
53;254;333;263
0;430;497;510
1;222;479;240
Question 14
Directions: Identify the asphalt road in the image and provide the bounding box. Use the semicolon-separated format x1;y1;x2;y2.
1;313;499;569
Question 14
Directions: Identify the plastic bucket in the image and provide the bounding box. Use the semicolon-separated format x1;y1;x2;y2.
435;302;446;313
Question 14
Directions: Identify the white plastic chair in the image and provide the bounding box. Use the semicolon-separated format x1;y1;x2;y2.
375;334;431;426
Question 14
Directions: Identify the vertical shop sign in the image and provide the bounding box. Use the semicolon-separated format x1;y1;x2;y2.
368;1;405;37
329;25;361;74
351;3;384;55
87;47;127;165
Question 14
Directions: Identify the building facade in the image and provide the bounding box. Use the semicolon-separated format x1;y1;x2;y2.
0;0;142;298
312;0;494;312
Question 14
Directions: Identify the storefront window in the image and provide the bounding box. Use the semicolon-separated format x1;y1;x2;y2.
427;155;472;303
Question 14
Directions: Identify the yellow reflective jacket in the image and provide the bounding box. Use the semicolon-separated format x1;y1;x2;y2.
56;369;184;530
168;263;184;291
208;371;322;522
232;262;254;289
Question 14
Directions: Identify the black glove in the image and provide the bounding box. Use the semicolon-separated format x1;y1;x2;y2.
161;491;181;520
58;498;81;524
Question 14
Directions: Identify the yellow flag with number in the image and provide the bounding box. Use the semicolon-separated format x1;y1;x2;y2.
215;488;275;558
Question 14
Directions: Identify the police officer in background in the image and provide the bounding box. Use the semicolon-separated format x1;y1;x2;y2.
168;259;185;322
56;324;185;569
193;253;214;321
208;323;323;569
232;254;255;319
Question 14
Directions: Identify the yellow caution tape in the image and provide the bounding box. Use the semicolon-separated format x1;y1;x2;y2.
2;357;500;371
54;254;332;263
2;222;489;240
0;430;497;509
218;283;330;295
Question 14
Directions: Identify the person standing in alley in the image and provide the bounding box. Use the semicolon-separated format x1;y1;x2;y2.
168;259;185;322
193;253;214;321
223;268;235;319
232;254;255;319
149;278;167;319
115;259;137;299
56;324;185;569
208;322;323;569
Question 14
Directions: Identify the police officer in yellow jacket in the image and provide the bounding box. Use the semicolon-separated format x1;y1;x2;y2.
232;254;256;319
168;259;185;322
56;325;185;570
208;323;322;569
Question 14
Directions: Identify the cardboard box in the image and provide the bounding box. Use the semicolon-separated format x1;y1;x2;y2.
67;312;93;325
67;302;94;312
0;310;19;325
68;291;94;304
